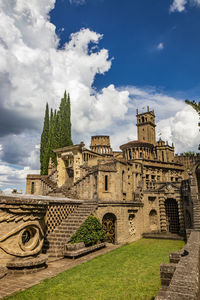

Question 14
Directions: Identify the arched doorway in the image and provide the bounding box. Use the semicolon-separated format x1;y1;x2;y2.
165;198;180;233
102;213;116;243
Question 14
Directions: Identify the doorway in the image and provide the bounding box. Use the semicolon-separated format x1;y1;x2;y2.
102;213;116;243
165;198;180;233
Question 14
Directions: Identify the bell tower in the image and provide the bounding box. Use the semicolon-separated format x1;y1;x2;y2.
136;106;156;146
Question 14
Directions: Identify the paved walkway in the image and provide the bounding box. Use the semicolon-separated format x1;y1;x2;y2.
0;243;121;299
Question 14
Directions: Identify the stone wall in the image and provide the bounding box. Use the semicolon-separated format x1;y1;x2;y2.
156;230;200;300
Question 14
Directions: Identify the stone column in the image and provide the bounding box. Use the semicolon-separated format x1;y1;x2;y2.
177;197;185;234
159;196;167;232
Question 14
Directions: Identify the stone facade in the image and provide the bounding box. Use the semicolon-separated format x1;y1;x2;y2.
26;108;199;244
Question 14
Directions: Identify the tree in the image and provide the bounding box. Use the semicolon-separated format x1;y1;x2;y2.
40;92;73;174
58;91;73;148
185;100;200;115
40;103;50;175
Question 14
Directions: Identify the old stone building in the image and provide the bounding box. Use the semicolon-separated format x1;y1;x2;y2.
26;107;196;244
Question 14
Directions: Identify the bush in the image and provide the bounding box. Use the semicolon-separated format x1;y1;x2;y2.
70;216;106;246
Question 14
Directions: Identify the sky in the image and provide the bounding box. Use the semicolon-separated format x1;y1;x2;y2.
0;0;199;193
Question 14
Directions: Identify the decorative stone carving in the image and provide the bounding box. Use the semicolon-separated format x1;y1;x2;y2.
0;196;47;267
129;214;136;236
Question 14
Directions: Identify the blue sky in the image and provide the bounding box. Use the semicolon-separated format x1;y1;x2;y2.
0;0;199;193
51;0;200;96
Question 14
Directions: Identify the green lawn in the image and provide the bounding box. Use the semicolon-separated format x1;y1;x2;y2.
5;239;184;300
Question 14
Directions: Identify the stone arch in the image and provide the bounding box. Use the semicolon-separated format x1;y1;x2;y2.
165;198;180;234
149;209;158;232
102;213;117;244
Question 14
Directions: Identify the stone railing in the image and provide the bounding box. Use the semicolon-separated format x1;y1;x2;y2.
156;230;200;299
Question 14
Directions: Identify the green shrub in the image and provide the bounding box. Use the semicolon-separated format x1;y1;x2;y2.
70;216;106;246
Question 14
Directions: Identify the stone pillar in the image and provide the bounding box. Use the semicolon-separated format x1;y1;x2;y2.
159;196;167;232
176;197;185;234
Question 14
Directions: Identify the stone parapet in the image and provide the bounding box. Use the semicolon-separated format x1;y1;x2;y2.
156;230;200;300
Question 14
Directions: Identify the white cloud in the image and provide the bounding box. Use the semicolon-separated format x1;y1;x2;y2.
157;42;164;50
0;163;39;192
69;0;86;5
170;0;200;12
170;0;187;12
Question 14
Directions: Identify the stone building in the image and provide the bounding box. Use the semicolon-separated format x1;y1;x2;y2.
26;107;195;244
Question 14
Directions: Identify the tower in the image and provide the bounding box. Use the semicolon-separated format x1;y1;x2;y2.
136;107;156;146
90;135;112;154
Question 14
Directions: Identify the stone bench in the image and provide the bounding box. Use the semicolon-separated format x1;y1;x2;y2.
64;242;106;259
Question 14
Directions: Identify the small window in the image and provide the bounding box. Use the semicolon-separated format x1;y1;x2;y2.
105;175;108;191
152;175;155;180
148;196;156;202
31;182;35;194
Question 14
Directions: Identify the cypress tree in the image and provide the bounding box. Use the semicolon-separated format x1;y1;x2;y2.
40;103;50;175
40;92;73;172
58;91;73;148
67;93;73;146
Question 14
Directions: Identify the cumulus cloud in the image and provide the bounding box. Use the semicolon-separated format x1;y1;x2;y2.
120;86;199;153
0;0;199;191
0;163;39;192
170;0;200;12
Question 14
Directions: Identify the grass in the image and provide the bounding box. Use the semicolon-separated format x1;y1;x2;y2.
5;239;184;300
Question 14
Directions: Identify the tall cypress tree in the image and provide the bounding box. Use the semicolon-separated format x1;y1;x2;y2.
40;92;73;172
40;103;50;175
58;91;73;148
67;93;73;146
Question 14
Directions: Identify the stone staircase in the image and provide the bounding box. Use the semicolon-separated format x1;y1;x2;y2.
41;176;57;195
42;201;98;258
57;169;97;199
193;196;200;230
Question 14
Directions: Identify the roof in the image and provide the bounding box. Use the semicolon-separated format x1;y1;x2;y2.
120;140;154;150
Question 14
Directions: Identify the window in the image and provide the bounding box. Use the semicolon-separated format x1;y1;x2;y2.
129;149;132;160
148;196;156;202
122;170;126;194
31;182;35;194
162;151;164;161
105;175;108;191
